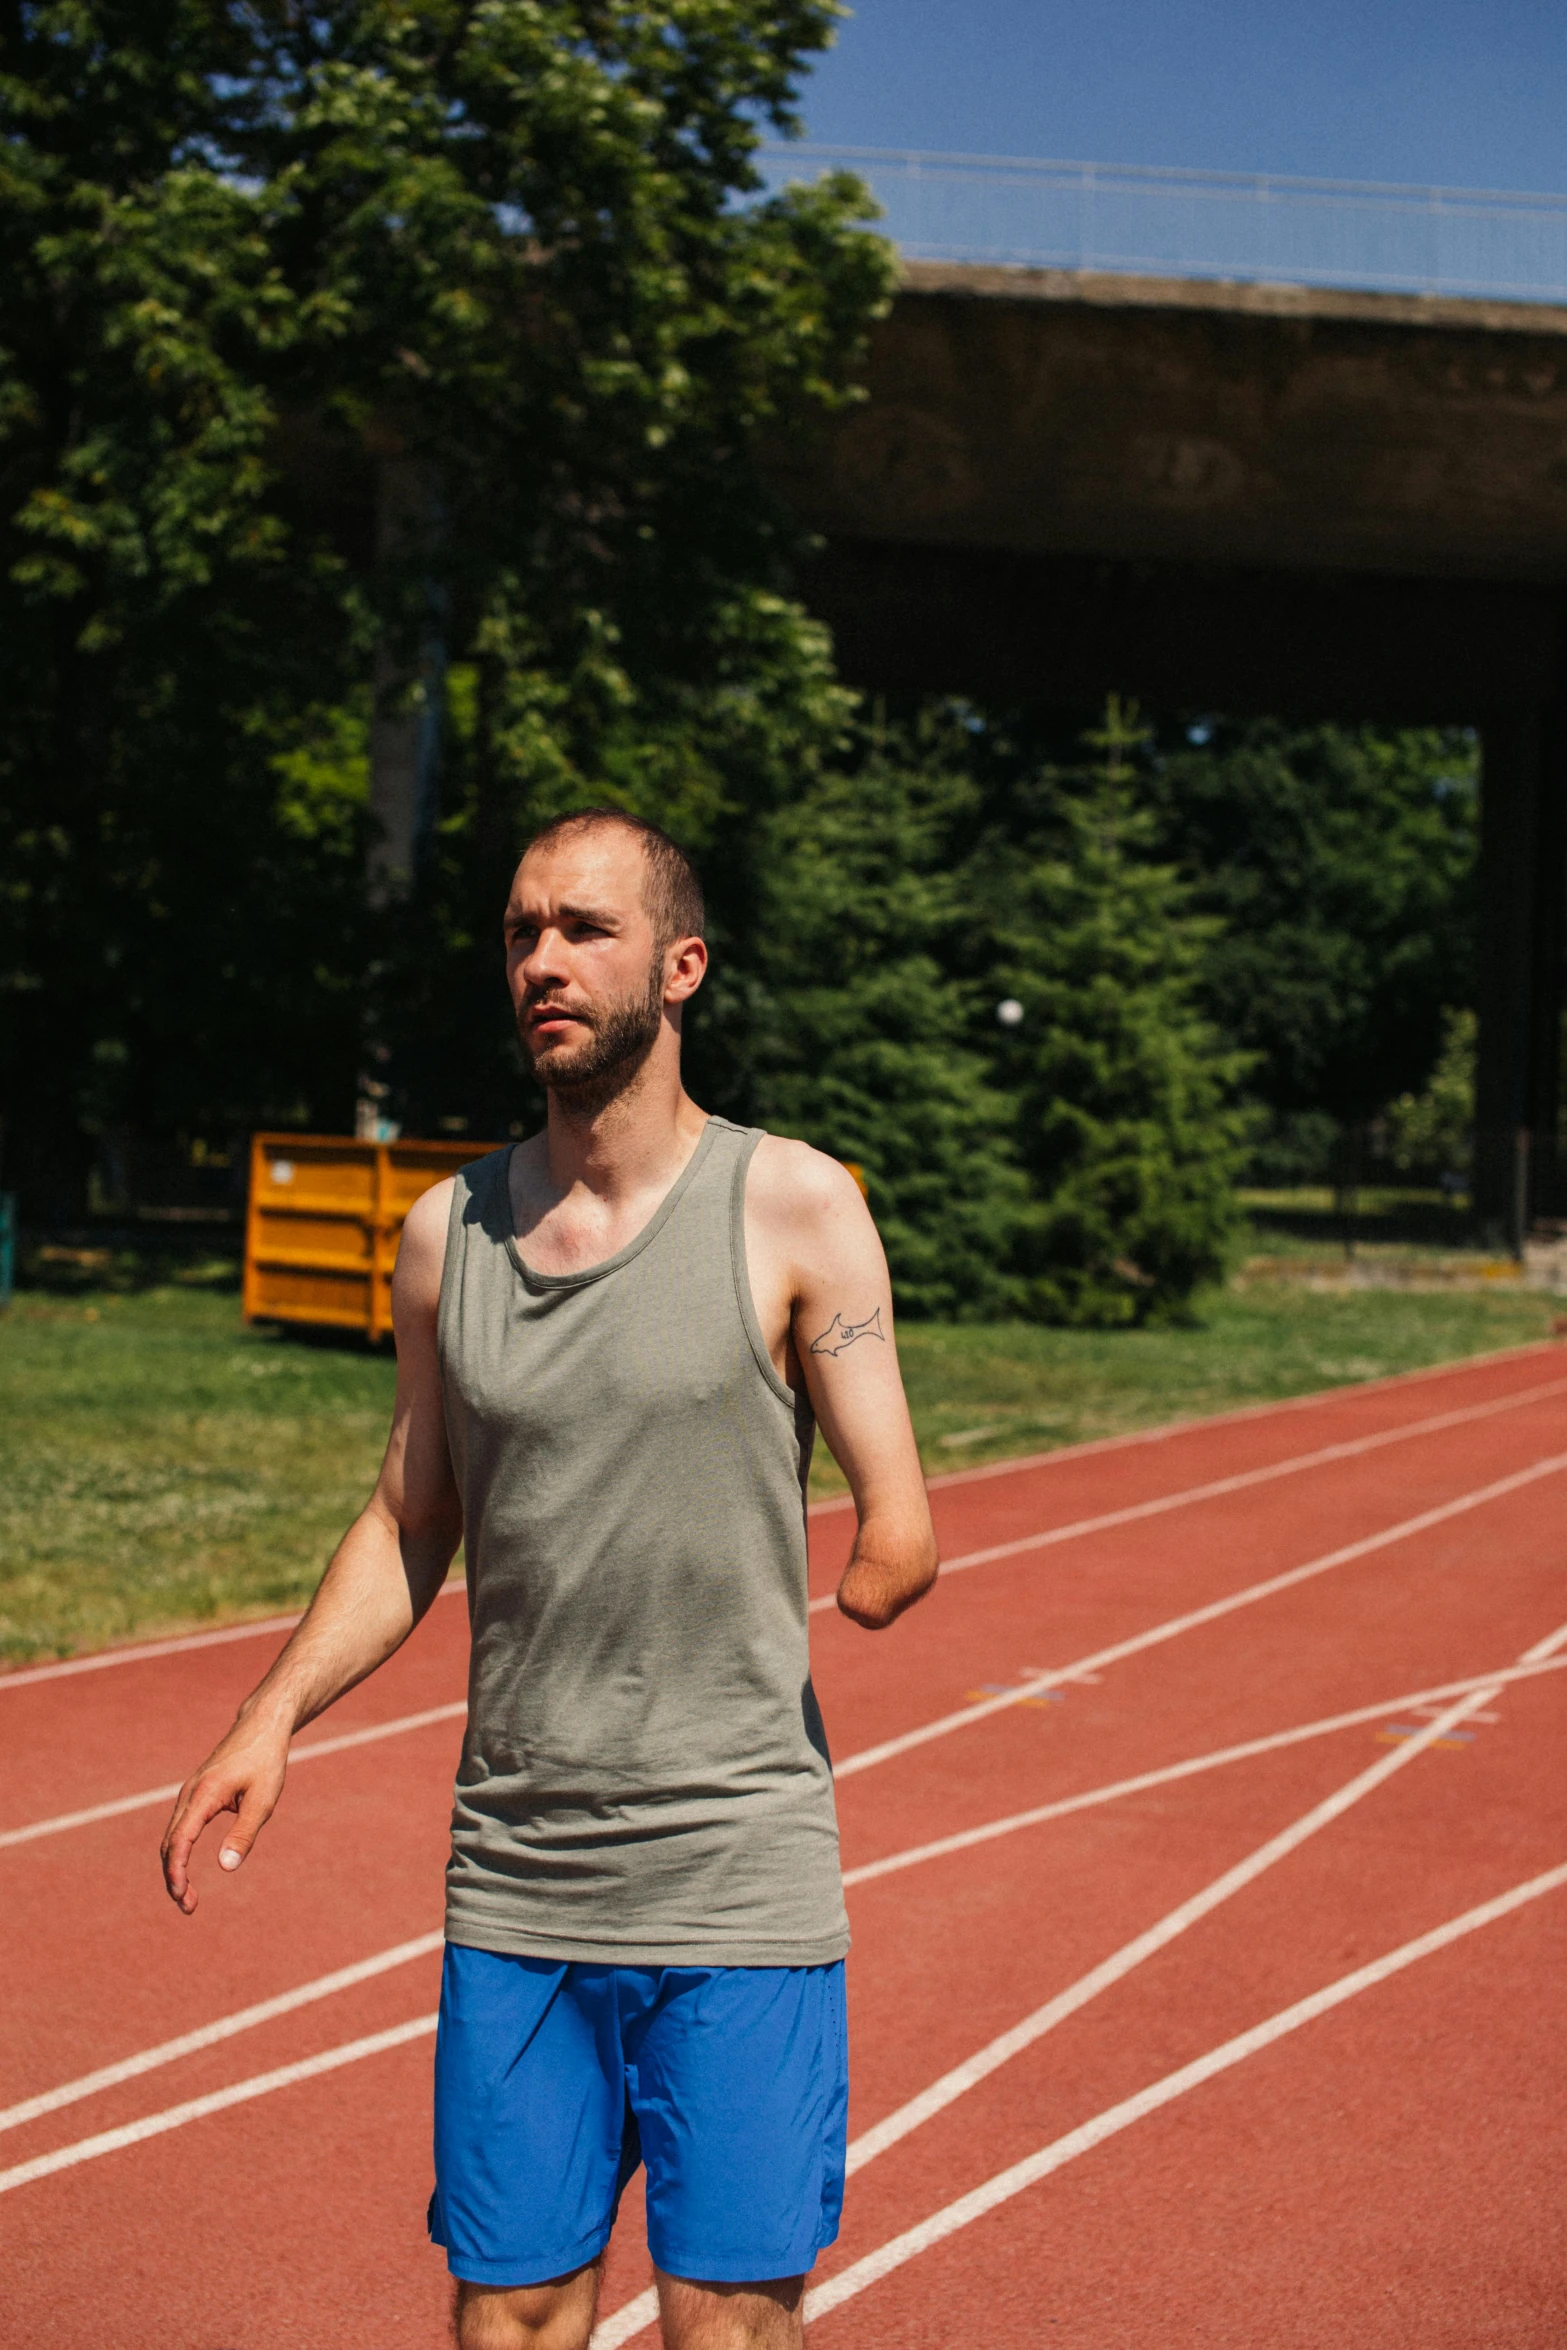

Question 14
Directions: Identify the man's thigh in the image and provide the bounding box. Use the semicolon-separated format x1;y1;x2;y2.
430;1948;635;2289
628;1963;847;2287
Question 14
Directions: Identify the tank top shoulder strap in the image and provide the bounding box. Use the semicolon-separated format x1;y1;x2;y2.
711;1120;799;1413
441;1145;510;1283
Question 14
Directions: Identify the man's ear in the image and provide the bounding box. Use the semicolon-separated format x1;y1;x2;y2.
664;935;708;1003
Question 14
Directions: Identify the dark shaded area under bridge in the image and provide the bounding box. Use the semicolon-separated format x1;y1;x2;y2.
769;262;1567;1236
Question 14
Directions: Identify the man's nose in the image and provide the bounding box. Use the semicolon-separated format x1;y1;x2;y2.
518;926;568;984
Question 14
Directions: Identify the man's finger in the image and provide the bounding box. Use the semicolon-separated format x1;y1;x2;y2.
160;1776;241;1914
216;1774;280;1873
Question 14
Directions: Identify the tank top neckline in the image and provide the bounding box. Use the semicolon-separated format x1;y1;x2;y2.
502;1114;728;1294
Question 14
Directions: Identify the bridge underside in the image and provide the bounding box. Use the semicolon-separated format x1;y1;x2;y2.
777;265;1567;1234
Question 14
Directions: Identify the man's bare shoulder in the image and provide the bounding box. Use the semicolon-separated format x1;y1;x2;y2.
748;1133;872;1236
394;1175;458;1318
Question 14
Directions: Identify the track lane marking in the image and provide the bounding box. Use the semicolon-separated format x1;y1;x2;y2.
0;1575;467;1692
803;1859;1567;2326
0;1702;468;1852
585;1628;1564;2350
0;1934;444;2138
11;1435;1566;1846
0;2017;439;2197
810;1339;1565;1515
808;1373;1567;1613
842;1664;1532;2173
840;1653;1567;1888
833;1449;1567;1776
3;1362;1557;1685
15;1652;1560;2145
21;1412;1562;1849
8;1639;1557;2247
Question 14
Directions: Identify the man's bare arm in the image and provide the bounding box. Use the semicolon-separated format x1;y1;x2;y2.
159;1179;464;1913
750;1140;937;1629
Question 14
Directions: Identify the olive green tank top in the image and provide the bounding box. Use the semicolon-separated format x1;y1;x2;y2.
436;1117;849;1967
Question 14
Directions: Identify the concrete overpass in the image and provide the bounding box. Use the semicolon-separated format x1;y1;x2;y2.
770;261;1567;1232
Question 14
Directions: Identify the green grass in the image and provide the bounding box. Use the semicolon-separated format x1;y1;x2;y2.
0;1270;1557;1662
863;1285;1557;1499
0;1281;397;1665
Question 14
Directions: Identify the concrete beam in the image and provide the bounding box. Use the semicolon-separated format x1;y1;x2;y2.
777;265;1567;594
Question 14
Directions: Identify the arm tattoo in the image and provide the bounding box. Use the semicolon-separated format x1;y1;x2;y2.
809;1306;885;1358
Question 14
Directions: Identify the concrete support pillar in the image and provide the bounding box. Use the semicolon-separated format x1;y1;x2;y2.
1474;707;1567;1239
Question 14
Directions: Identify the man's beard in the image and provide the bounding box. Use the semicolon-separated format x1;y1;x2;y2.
517;961;665;1117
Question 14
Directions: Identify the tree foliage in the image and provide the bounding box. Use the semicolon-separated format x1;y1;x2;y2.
0;0;892;1204
993;704;1254;1325
748;720;1027;1319
1146;721;1478;1147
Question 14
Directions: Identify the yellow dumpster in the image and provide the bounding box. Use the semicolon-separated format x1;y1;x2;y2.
243;1132;479;1342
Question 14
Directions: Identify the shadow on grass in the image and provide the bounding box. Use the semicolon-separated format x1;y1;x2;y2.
13;1231;393;1354
1243;1192;1478;1253
17;1229;241;1295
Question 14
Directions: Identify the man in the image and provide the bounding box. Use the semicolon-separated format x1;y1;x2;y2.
162;808;938;2349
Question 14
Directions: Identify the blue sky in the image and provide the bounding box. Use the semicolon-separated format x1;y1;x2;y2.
794;1;1567;194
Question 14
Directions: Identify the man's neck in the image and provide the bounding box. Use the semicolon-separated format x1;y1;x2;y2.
537;1051;707;1211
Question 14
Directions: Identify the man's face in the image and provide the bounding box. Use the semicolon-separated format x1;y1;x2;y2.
503;830;668;1097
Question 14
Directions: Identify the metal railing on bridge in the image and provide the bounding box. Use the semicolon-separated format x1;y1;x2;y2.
756;145;1567;305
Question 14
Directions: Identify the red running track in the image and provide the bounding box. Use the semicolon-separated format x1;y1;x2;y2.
3;1342;1567;2347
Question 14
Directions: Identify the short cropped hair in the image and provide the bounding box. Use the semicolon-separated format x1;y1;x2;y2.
521;807;705;947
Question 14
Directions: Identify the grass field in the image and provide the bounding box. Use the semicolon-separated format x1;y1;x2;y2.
1;1262;1558;1665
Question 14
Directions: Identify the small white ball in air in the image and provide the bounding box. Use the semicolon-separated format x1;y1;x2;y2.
996;998;1025;1028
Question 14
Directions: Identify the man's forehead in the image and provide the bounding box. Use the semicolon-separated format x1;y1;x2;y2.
507;830;648;917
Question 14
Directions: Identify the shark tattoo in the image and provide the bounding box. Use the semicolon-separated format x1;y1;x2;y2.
809;1306;885;1358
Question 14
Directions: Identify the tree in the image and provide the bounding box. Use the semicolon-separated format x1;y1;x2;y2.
0;1;892;1207
749;720;1027;1319
1382;1006;1475;1183
1145;721;1478;1170
995;703;1253;1325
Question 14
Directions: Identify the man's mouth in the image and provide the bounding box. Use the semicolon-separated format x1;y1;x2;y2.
526;1006;584;1038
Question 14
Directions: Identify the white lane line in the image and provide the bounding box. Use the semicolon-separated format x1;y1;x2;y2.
0;1575;467;1692
804;1859;1567;2327
17;1653;1559;2166
807;1340;1564;1517
590;2286;662;2347
0;2015;439;2198
0;1933;443;2138
587;1635;1564;2350
842;1658;1528;2173
807;1372;1567;1612
33;1412;1562;1847
833;1449;1567;1777
4;1363;1551;1682
840;1653;1567;1890
0;1701;467;1852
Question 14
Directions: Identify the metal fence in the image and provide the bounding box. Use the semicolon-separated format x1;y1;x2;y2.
755;146;1567;304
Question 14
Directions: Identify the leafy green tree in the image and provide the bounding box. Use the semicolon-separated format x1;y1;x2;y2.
0;1;891;1206
749;723;1027;1319
1146;722;1478;1160
1382;1006;1476;1182
0;1;366;1205
996;704;1253;1326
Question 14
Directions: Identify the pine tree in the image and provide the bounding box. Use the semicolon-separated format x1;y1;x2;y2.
999;702;1253;1325
749;723;1028;1319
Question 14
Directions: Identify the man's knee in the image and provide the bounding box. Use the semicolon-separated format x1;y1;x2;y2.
656;2271;805;2350
452;2262;601;2350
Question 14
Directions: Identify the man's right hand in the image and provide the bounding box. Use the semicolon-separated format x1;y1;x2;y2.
160;1714;290;1915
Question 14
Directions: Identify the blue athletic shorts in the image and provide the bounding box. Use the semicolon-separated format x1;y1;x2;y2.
428;1944;848;2288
